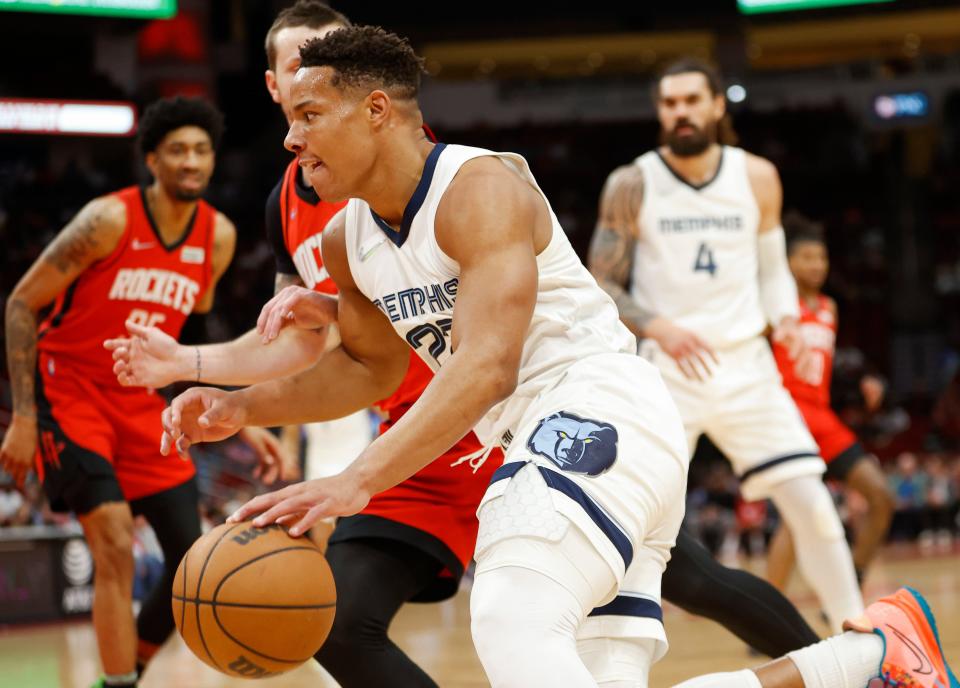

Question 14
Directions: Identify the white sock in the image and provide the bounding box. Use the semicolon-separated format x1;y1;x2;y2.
769;475;864;632
673;669;763;688
787;631;884;688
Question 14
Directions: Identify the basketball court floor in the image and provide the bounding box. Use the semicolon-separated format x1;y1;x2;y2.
2;545;957;688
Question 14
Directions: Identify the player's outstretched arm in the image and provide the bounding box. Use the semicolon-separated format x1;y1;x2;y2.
160;211;409;456
229;157;540;535
105;266;335;388
2;196;126;486
106;318;331;388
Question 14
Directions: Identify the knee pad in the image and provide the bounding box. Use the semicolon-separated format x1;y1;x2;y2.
774;478;844;541
808;489;845;541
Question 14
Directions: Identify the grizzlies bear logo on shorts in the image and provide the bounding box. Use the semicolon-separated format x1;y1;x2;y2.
526;411;618;476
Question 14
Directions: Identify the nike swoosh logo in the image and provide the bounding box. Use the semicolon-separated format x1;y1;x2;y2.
360;238;386;262
132;240;155;250
887;623;934;675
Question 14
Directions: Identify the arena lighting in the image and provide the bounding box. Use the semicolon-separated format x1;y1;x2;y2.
0;99;137;136
872;91;929;120
738;0;893;13
727;84;747;103
0;0;176;19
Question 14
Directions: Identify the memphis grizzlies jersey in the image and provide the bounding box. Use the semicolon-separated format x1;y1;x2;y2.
631;146;765;348
344;143;636;447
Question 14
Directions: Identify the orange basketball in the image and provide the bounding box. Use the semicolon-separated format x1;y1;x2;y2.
172;521;336;679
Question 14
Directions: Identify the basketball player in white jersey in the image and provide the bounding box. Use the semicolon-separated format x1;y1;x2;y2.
159;25;691;687
156;28;955;688
587;57;862;633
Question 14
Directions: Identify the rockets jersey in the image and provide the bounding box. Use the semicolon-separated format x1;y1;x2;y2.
37;186;215;386
632;146;765;348
265;160;435;415
344;143;636;448
269;122;437;293
269;158;346;294
773;294;836;407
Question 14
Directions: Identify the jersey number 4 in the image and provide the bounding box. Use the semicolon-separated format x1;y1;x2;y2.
693;242;717;277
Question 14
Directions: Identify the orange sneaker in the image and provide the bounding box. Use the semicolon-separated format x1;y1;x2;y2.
846;587;957;688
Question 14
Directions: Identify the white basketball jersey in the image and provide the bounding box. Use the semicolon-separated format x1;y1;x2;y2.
344;143;636;447
632;146;765;348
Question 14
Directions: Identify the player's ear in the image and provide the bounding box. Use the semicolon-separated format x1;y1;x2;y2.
144;151;159;178
366;90;391;129
713;91;727;119
265;70;281;105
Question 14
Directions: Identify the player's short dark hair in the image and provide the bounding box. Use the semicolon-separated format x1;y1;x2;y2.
784;210;826;255
656;57;725;98
265;1;350;71
299;25;426;99
138;96;225;155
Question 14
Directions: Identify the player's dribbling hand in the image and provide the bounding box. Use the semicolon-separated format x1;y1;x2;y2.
238;426;298;485
104;320;183;390
0;416;37;489
226;472;371;538
160;387;246;457
645;317;719;381
257;286;338;344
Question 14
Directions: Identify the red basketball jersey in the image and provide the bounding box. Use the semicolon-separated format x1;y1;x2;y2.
276;158;438;415
278;159;344;295
38;186;215;386
274;157;495;574
773;294;836;407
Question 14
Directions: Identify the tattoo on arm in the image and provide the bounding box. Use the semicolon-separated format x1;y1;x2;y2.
41;205;103;274
587;165;657;335
5;299;38;418
274;272;305;295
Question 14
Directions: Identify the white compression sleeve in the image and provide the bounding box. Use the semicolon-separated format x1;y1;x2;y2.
673;669;763;688
757;226;800;326
787;631;884;688
768;475;864;632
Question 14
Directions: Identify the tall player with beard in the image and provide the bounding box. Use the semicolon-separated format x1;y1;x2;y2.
587;58;863;634
106;3;498;686
0;98;236;688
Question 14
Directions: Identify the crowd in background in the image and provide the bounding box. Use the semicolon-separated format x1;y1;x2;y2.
2;92;960;562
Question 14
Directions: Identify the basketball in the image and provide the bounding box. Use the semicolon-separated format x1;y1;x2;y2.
171;521;336;679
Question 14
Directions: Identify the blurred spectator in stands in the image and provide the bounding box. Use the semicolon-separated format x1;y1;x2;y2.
920;454;955;551
888;452;927;540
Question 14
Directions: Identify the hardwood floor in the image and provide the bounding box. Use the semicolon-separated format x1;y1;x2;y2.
1;547;956;688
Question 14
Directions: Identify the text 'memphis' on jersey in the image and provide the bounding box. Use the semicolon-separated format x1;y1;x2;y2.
774;294;836;407
343;143;635;448
632;147;765;349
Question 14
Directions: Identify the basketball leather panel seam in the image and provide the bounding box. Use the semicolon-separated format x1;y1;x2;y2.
194;523;244;671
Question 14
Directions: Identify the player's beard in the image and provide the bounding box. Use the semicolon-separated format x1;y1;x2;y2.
663;119;716;157
173;185;206;202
